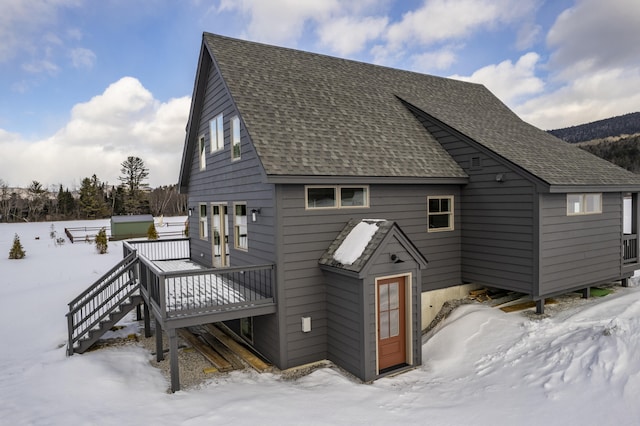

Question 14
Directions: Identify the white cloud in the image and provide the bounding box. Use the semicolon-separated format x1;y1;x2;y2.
317;15;388;56
516;68;640;130
547;0;640;78
386;0;535;49
510;0;640;129
0;77;190;188
410;48;458;72
22;59;59;75
515;21;541;50
69;47;96;69
450;52;544;105
0;0;81;62
218;0;341;45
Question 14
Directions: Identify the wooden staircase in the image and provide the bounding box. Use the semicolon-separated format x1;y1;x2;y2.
73;295;143;354
66;251;142;355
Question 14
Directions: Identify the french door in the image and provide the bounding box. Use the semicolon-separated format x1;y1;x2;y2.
211;203;229;267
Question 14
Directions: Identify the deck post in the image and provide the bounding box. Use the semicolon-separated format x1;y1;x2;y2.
143;302;151;338
622;278;629;287
536;299;545;315
582;287;590;299
168;327;180;393
155;318;164;362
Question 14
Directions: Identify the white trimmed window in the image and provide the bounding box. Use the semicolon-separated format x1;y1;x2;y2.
198;135;206;170
234;203;247;250
427;196;454;232
199;204;208;239
231;116;241;160
210;113;224;152
567;193;602;215
305;186;369;209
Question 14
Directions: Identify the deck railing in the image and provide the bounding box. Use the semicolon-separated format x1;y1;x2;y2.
123;239;275;323
623;233;638;264
66;250;139;355
123;238;190;261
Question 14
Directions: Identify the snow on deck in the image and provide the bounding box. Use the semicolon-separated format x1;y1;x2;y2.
152;259;267;313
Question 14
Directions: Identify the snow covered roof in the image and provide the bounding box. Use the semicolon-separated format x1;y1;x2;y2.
319;219;426;274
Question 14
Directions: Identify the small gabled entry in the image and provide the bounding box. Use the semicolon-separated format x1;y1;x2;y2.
319;219;427;382
377;275;407;372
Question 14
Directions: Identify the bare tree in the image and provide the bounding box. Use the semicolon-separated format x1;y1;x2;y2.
0;179;10;222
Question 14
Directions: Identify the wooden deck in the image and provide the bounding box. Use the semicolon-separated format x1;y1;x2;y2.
122;239;276;392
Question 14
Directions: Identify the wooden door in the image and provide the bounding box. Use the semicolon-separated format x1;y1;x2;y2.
377;276;406;371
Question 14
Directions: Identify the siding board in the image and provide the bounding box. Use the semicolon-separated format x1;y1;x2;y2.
186;58;280;365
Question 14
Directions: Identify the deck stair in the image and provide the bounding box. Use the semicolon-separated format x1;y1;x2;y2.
67;251;142;355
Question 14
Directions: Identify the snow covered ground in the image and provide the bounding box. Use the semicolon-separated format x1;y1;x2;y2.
1;219;640;425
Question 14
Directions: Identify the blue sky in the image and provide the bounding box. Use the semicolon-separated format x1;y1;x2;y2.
1;0;639;188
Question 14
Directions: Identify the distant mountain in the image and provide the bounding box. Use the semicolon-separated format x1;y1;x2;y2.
548;112;640;143
577;134;640;173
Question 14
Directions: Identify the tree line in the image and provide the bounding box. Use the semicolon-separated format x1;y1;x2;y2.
578;134;640;173
549;111;640;143
0;156;187;223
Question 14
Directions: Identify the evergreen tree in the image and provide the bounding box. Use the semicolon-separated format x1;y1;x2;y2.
147;222;159;240
78;175;108;219
119;156;150;215
95;227;108;254
9;233;25;259
57;185;76;219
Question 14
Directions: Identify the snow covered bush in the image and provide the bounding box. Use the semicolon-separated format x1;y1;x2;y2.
95;227;108;254
9;234;26;259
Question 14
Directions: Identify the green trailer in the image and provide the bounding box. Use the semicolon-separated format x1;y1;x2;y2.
110;215;154;240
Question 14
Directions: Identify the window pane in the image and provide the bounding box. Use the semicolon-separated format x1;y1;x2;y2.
213;205;221;257
199;205;207;239
341;187;367;207
389;282;399;310
428;198;440;213
379;283;389;311
210;114;224;152
429;214;450;229
199;137;206;170
235;204;247;249
440;198;450;213
567;194;581;214
380;312;389;339
307;187;336;208
586;194;601;213
389;310;399;338
231;116;241;159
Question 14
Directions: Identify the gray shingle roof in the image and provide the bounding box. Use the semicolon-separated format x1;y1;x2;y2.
204;33;466;180
203;33;640;187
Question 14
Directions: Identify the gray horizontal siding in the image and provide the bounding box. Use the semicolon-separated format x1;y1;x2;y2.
325;271;364;378
185;57;279;365
539;192;623;295
415;115;536;294
278;183;461;368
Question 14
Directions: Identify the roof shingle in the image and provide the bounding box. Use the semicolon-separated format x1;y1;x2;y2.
203;33;640;187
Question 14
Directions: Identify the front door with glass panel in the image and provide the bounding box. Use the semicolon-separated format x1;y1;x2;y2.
211;203;229;267
377;276;406;371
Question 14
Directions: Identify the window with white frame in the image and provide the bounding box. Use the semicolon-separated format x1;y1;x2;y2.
567;193;602;215
199;204;208;239
234;203;247;250
198;136;206;170
231;116;241;160
210;113;224;152
305;186;369;209
427;196;454;231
